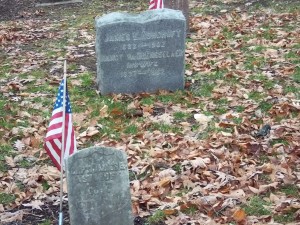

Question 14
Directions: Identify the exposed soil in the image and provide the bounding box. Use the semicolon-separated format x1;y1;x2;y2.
0;0;36;21
0;0;84;21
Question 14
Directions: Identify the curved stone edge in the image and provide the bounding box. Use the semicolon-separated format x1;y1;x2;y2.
95;8;185;26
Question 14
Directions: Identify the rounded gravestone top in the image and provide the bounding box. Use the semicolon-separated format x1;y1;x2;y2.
95;8;185;26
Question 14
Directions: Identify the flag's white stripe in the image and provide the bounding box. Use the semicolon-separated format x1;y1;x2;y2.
52;107;63;116
46;127;62;138
74;134;77;152
54;139;62;150
45;141;60;164
48;117;63;127
64;116;72;160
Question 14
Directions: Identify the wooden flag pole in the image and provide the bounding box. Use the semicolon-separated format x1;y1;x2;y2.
59;60;67;225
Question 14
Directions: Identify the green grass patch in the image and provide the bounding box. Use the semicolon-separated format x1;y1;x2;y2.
0;63;12;74
215;107;228;115
248;91;264;101
0;145;14;171
232;117;242;124
175;187;189;197
97;118;121;139
157;91;186;104
173;112;189;121
285;51;300;63
244;56;266;70
172;163;182;174
0;193;16;205
17;159;34;168
242;196;271;216
181;205;198;215
274;209;297;223
193;83;215;97
252;45;267;53
284;85;300;96
38;220;52;225
235;105;245;113
124;124;138;135
270;138;289;146
259;101;273;113
279;184;299;198
42;181;51;191
147;210;166;225
149;122;181;134
140;97;155;106
222;26;235;39
292;66;300;83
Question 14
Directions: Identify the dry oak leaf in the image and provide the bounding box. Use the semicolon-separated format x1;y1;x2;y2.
13;140;25;151
190;157;210;169
22;200;44;210
5;156;16;167
78;126;99;138
0;210;25;223
194;113;213;131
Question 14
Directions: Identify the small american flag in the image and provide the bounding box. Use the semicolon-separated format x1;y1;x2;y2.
149;0;164;9
44;79;76;171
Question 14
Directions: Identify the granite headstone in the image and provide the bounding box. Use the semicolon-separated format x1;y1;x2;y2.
66;147;133;225
95;9;186;94
164;0;189;32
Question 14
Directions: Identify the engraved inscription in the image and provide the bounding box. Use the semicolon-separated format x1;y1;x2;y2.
121;41;166;50
127;61;158;69
127;50;184;61
70;160;127;175
132;30;181;40
120;68;164;77
104;32;131;42
104;30;181;43
100;50;184;65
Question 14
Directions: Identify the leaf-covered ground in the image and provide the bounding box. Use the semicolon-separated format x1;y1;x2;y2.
0;0;300;224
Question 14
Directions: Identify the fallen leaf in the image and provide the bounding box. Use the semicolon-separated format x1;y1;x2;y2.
232;208;246;222
22;200;44;210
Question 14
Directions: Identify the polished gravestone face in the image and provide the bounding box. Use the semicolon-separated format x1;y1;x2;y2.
95;9;186;94
66;147;133;225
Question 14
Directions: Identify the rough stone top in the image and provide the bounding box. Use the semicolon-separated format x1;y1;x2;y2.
67;146;125;162
95;9;185;26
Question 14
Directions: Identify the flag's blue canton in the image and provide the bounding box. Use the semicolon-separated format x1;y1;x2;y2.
53;79;72;113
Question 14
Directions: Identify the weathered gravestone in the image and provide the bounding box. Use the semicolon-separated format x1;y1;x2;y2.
95;9;186;94
66;147;133;225
164;0;190;32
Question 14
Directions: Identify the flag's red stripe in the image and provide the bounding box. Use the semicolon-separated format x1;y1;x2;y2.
63;114;70;161
45;127;62;141
69;128;75;155
48;122;62;131
44;140;61;171
51;111;63;120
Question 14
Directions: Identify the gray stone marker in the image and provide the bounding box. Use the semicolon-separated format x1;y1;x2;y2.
164;0;190;32
95;9;186;94
66;147;133;225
